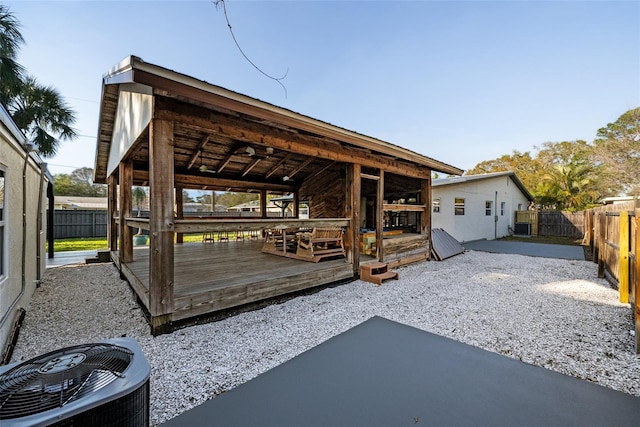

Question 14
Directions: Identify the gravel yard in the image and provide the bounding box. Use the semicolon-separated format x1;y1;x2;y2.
11;250;640;426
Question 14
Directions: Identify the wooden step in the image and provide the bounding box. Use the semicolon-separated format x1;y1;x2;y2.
360;263;399;285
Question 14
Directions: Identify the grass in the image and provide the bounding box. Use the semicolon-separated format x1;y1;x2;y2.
49;233;222;252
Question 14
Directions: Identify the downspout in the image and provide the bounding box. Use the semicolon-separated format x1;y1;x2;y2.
494;191;498;240
35;162;46;286
0;143;35;330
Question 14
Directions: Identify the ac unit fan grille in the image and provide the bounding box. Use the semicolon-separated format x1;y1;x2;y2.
0;343;133;420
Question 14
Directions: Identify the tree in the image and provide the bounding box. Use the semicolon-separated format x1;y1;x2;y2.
133;187;147;213
0;6;77;156
466;150;542;193
0;4;24;105
53;167;106;197
8;76;77;156
593;107;640;196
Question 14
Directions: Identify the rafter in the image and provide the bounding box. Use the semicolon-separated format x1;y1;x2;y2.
186;134;211;169
286;156;315;179
241;158;261;177
264;152;293;179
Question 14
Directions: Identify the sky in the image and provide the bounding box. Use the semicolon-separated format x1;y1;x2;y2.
5;0;640;176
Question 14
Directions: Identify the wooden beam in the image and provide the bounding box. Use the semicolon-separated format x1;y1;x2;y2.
154;102;433;179
345;163;361;274
311;161;337;179
176;186;184;244
383;203;427;212
635;210;640;353
215;148;235;174
119;161;133;263
362;173;380;181
264;152;293;179
149;117;174;331
287;156;315;179
108;174;118;252
620;211;630;304
421;177;431;260
186;134;211;169
294;191;300;218
260;189;267;219
134;169;297;192
241;157;261;177
376;170;384;261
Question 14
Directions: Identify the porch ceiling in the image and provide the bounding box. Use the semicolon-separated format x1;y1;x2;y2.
94;56;463;190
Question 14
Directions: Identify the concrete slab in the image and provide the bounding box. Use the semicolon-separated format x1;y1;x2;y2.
161;317;640;427
463;239;584;260
46;250;99;268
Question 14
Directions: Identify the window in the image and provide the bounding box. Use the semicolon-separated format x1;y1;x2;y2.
501;202;505;216
0;169;5;278
485;201;492;216
432;198;441;213
454;198;465;215
517;203;523;211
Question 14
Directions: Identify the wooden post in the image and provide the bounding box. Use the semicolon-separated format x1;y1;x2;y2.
293;191;300;218
118;161;133;264
635;211;640;353
597;213;606;278
176;186;184;244
149;118;175;335
345;164;361;275
260;190;267;219
376;170;384;261
619;211;630;303
421;176;431;259
107;174;118;251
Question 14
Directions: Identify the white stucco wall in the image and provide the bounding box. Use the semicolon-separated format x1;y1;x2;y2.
432;175;530;242
0;109;48;356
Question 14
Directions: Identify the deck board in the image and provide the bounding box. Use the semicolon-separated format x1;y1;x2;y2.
118;240;353;322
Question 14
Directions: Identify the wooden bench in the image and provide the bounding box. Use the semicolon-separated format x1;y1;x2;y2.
296;227;345;262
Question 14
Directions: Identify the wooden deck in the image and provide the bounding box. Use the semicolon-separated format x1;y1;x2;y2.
113;240;354;322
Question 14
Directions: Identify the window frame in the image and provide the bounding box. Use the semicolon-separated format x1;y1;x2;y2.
485;200;492;216
454;197;465;216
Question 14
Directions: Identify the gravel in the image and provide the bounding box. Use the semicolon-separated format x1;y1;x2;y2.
11;250;640;426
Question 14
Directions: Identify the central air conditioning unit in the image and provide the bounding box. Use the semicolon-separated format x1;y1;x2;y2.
0;337;150;427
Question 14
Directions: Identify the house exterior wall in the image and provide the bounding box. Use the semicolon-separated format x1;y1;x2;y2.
432;176;530;242
0;107;48;354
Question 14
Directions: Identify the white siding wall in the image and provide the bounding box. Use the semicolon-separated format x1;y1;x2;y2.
432;176;530;242
0;112;47;355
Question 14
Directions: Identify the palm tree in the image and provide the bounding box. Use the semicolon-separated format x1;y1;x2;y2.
8;75;77;157
0;5;77;157
0;4;25;105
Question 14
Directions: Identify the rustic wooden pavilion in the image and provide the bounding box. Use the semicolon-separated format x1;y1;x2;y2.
93;56;463;334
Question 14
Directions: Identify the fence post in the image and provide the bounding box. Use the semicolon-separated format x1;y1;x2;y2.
619;211;630;303
597;212;606;278
635;211;640;354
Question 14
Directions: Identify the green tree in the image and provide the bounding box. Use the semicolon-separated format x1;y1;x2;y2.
0;4;24;105
593;107;640;196
8;75;77;156
0;5;77;156
53;167;106;197
466;150;542;193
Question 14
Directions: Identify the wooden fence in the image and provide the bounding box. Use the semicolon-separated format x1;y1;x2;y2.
585;201;640;353
515;210;584;237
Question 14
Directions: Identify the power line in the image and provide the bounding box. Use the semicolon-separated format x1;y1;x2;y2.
213;0;289;98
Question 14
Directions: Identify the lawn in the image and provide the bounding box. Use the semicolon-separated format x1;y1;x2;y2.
49;233;207;252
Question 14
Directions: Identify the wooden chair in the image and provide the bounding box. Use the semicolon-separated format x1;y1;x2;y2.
296;227;345;262
262;229;296;254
